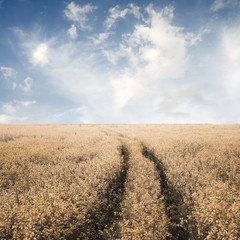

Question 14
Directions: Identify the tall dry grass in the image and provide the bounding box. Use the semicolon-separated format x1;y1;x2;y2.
0;125;122;239
129;124;240;240
0;124;239;239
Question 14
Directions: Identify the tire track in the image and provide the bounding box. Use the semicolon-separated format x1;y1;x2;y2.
67;145;129;240
119;143;169;239
142;145;196;240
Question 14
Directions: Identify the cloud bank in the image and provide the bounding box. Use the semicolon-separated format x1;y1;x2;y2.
1;1;240;123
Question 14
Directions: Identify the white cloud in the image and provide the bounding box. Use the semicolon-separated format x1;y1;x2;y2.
0;66;17;79
157;89;214;122
128;3;141;19
2;100;36;112
54;106;86;118
12;82;17;89
19;100;36;107
109;5;192;108
186;27;210;46
221;24;240;96
105;5;129;30
111;73;147;108
31;43;48;66
89;32;111;45
12;26;111;124
222;26;240;62
2;103;16;114
0;100;36;123
102;49;120;65
20;77;33;92
68;24;78;39
54;106;92;123
64;2;97;30
210;0;238;12
0;114;27;124
0;114;9;123
105;4;141;30
35;37;110;102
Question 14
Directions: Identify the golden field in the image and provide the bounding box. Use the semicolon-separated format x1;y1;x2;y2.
0;124;239;239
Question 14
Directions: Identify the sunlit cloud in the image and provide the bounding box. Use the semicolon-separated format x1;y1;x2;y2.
220;22;240;99
109;5;194;108
31;43;48;66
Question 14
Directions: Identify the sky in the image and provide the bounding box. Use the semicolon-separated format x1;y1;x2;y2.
0;0;240;124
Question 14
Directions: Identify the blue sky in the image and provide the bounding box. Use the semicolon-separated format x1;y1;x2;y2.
0;0;240;123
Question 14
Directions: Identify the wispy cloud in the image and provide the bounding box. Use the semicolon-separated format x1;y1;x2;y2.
89;32;111;45
105;4;141;30
2;100;36;112
0;100;36;123
20;77;33;92
20;100;36;107
0;114;27;123
68;24;78;39
2;103;16;114
54;106;92;123
186;27;210;46
12;82;17;89
0;66;17;79
64;2;97;31
210;0;238;12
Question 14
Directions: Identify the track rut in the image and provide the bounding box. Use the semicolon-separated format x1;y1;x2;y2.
142;145;194;240
66;145;129;239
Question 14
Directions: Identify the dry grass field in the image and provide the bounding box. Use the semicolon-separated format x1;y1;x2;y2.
0;124;239;239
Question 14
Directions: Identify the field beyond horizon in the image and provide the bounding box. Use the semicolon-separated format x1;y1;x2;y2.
0;124;239;239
